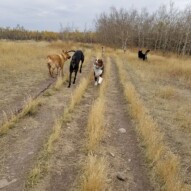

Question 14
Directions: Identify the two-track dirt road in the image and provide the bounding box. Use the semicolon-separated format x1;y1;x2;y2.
0;55;154;191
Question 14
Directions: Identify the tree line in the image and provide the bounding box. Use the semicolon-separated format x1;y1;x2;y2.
0;24;95;43
1;3;191;56
95;3;191;55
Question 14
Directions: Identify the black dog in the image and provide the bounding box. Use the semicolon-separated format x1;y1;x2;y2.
68;50;84;88
138;49;150;60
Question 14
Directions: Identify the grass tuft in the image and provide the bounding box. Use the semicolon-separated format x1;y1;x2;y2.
156;86;176;99
82;154;108;191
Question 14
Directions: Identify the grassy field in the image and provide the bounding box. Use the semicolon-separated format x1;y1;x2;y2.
117;50;191;190
0;40;191;191
0;40;93;123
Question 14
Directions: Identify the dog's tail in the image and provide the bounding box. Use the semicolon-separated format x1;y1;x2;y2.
67;50;76;53
145;49;150;55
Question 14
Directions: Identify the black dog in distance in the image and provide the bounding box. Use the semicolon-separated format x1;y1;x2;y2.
138;49;150;61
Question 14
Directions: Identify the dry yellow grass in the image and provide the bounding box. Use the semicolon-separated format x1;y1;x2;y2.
25;55;92;190
3;41;190;190
21;96;43;116
156;86;176;99
82;154;108;191
46;119;62;153
115;55;187;191
0;41;74;129
0;40;94;134
80;57;110;191
124;49;191;85
86;56;110;151
121;50;191;133
0;97;42;136
86;98;105;151
174;108;191;130
69;77;91;112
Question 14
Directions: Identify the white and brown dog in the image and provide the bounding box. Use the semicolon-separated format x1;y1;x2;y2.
93;58;104;86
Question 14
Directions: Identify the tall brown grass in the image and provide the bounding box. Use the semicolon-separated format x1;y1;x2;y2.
82;154;108;191
115;55;187;191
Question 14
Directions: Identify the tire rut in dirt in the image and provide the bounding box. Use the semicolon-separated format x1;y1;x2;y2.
33;82;98;191
0;60;93;191
103;58;154;191
0;89;67;191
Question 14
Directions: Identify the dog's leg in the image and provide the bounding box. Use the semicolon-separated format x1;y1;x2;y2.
94;72;97;81
73;70;78;84
50;67;55;78
68;72;72;88
79;62;83;73
94;72;98;86
56;67;58;75
47;63;52;77
61;66;64;77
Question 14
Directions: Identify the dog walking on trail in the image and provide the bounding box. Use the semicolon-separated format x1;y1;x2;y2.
93;58;104;86
47;50;71;78
68;50;84;88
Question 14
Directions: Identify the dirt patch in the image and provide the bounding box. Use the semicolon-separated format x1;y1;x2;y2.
29;56;155;191
0;57;93;191
100;59;154;191
33;84;98;191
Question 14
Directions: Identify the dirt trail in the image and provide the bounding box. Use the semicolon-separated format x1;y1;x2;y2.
33;79;98;191
99;58;154;191
0;58;93;191
0;55;154;191
31;57;154;191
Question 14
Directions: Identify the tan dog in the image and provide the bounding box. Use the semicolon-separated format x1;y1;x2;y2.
47;50;71;77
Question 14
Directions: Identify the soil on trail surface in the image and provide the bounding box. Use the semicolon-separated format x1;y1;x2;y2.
102;59;154;191
30;57;154;191
0;59;92;191
33;81;98;191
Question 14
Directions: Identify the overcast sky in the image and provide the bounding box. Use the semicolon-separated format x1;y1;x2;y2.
0;0;190;32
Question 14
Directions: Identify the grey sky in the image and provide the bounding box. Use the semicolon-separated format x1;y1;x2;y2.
0;0;190;32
